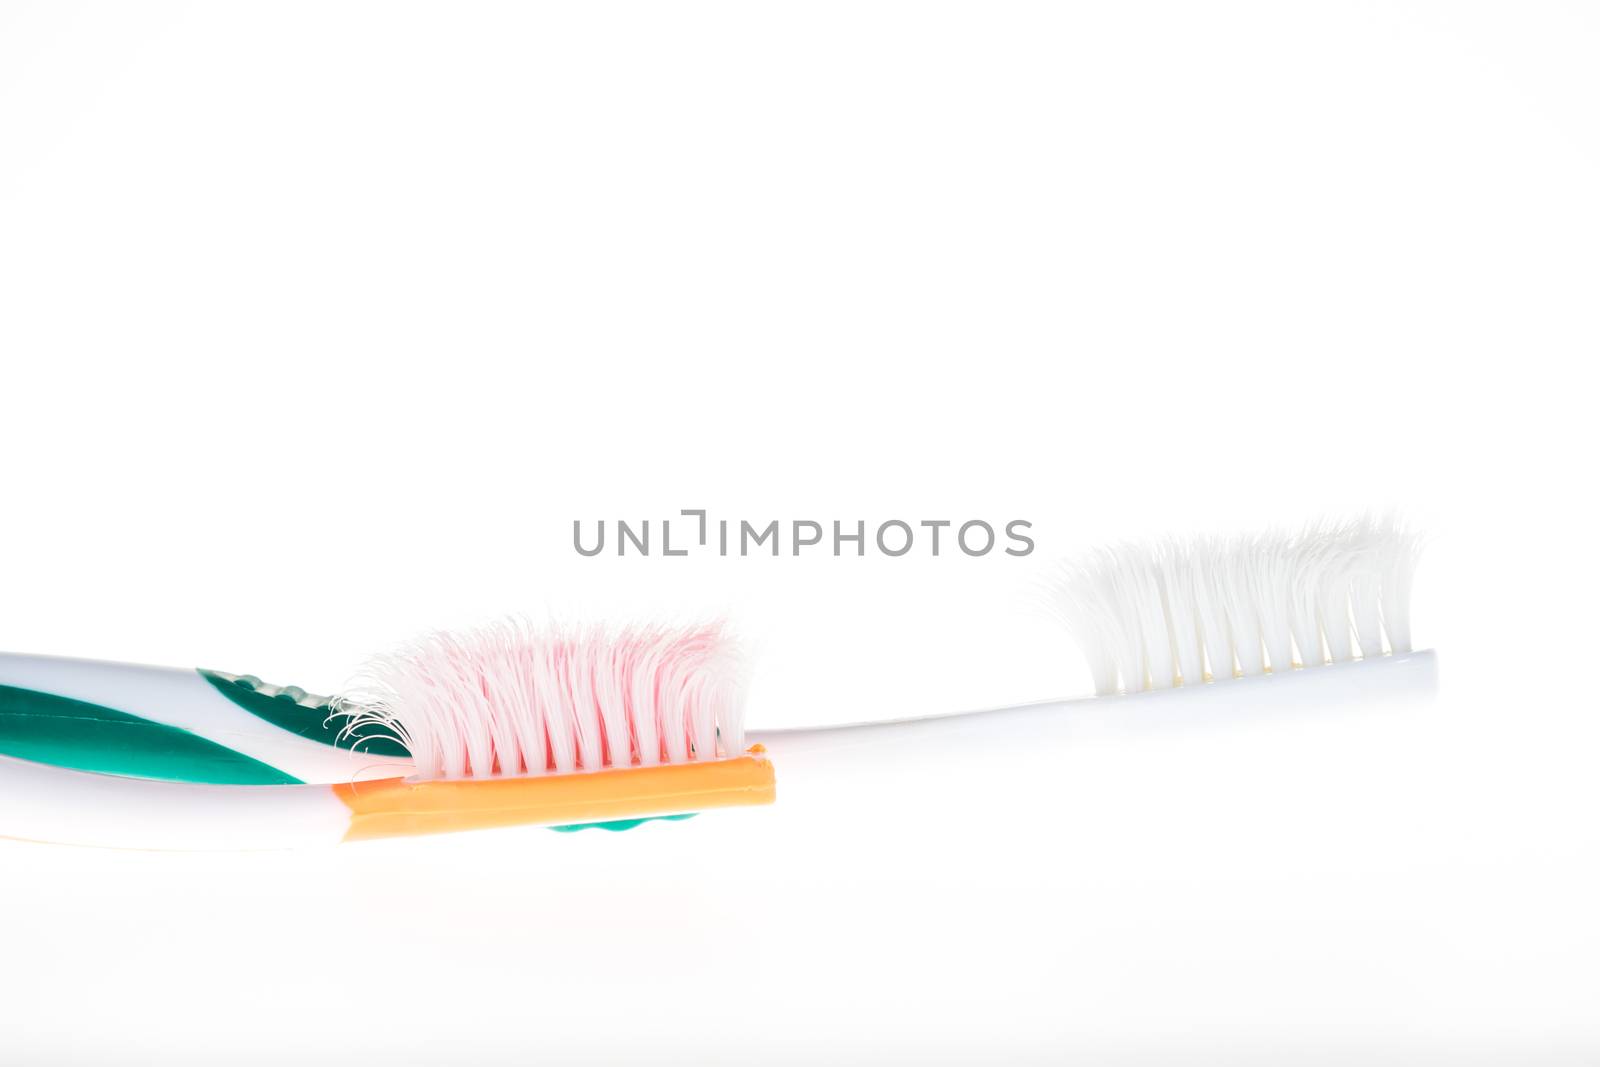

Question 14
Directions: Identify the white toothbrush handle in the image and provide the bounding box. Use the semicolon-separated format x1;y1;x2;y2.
754;651;1439;797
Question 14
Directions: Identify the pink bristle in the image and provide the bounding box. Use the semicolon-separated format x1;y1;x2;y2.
337;620;747;780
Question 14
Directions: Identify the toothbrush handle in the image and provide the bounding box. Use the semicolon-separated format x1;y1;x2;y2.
0;752;351;849
0;652;413;784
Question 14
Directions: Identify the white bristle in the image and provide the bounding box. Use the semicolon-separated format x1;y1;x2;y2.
335;620;748;779
1055;518;1422;696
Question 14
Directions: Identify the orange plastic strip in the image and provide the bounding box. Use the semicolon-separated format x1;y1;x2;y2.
333;747;775;841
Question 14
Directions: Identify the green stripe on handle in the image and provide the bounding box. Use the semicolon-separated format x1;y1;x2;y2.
0;684;303;785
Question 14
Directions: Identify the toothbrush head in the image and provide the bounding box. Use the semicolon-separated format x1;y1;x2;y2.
328;620;769;839
1054;517;1422;696
338;619;748;780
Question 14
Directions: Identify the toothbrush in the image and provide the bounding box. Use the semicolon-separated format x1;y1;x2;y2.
757;517;1433;797
0;518;1429;850
0;622;772;849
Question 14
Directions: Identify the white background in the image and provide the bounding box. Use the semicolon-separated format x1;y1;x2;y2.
1;2;1596;1063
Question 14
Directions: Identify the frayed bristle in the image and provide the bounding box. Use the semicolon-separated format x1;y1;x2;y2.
1054;518;1422;696
336;620;748;779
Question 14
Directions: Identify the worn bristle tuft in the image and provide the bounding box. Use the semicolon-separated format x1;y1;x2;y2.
335;620;748;779
1053;518;1422;696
